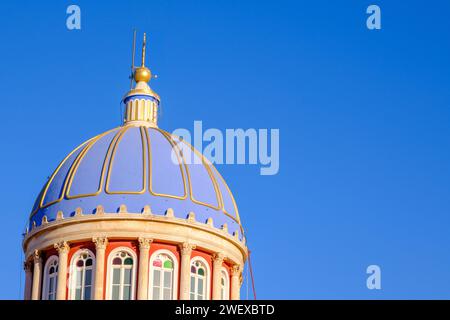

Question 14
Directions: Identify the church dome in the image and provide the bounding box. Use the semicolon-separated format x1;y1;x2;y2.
29;125;244;239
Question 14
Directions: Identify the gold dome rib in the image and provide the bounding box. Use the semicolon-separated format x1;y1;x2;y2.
30;127;120;219
66;128;122;199
158;129;224;212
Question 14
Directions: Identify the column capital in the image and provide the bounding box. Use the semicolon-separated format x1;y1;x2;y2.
231;264;241;276
33;250;41;264
92;236;108;249
212;252;225;264
138;237;153;250
54;241;70;254
179;242;196;256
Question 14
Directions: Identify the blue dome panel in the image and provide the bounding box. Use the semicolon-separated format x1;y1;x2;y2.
67;129;119;197
148;128;186;198
107;127;145;193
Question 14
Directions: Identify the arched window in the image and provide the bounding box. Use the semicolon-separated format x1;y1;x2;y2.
43;256;59;300
190;257;210;300
220;268;230;300
149;250;178;300
106;248;137;300
69;249;95;300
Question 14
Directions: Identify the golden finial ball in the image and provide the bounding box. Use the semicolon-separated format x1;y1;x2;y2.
134;66;151;83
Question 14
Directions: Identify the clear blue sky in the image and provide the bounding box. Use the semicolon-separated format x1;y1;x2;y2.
0;0;450;299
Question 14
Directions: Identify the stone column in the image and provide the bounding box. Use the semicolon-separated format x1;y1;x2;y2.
31;250;42;300
137;237;152;300
230;264;241;300
23;261;33;300
212;253;225;300
179;242;196;300
55;241;70;300
92;236;108;300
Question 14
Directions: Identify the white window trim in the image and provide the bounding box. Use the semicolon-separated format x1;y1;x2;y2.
220;267;230;300
189;256;211;300
68;248;96;300
148;249;179;300
42;255;59;300
105;246;137;300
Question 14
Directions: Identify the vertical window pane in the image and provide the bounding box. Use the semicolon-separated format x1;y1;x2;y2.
190;276;195;293
75;288;82;300
153;287;160;300
84;286;91;300
76;270;82;287
154;269;160;286
123;285;131;300
113;268;120;284
85;270;92;285
164;271;172;288
112;285;120;300
124;269;132;286
163;288;171;300
198;278;204;294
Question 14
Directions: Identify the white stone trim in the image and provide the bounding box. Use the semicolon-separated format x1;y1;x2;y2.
24;216;246;268
220;267;230;300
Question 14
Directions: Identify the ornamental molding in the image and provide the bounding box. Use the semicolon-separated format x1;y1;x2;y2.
26;208;245;246
54;241;70;254
231;264;241;276
92;236;108;249
138;237;153;249
179;242;196;256
33;249;41;264
212;252;225;264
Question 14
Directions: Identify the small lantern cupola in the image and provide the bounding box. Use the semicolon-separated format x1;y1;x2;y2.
123;32;160;127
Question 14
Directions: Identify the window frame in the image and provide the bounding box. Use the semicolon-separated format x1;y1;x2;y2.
220;267;230;300
148;249;179;300
105;247;137;300
68;248;96;300
189;256;211;300
42;255;59;300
